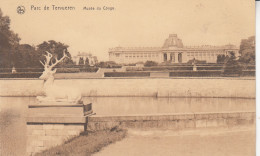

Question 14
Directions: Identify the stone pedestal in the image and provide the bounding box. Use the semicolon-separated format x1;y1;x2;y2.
26;103;92;155
193;65;197;71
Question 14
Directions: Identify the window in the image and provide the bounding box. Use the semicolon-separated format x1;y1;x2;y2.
115;53;120;57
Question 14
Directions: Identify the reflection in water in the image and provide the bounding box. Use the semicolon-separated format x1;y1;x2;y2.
0;97;36;156
0;97;255;155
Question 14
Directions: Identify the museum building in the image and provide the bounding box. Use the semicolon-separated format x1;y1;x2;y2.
108;34;239;64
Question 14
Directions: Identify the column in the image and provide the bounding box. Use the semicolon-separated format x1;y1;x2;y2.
174;53;178;63
167;53;171;61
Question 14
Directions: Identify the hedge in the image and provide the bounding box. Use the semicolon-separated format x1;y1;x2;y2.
169;71;222;77
144;66;193;71
104;72;150;77
126;67;143;71
197;66;222;70
239;70;255;77
79;67;99;72
56;68;80;73
0;72;42;78
0;68;44;73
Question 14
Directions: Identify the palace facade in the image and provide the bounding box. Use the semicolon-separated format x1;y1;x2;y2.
108;34;239;64
72;52;98;66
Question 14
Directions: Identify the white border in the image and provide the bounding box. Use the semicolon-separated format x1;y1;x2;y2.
256;1;259;156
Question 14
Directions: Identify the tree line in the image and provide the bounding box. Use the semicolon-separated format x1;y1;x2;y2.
217;36;255;65
0;8;73;68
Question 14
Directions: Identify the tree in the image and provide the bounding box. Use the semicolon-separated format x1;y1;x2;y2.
0;9;74;69
0;8;20;67
37;40;73;66
78;57;84;65
222;52;242;76
217;54;227;64
14;44;38;68
239;36;255;64
85;57;89;66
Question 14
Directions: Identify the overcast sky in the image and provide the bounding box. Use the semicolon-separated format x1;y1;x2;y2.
0;0;255;61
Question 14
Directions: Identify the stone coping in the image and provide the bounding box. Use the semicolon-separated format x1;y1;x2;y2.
27;116;87;124
89;111;255;122
26;111;255;124
29;104;85;108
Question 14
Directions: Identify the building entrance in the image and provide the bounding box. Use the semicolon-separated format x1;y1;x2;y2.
164;53;167;62
178;53;182;63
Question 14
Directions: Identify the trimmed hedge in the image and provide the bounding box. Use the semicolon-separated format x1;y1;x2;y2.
197;66;222;70
144;66;193;71
56;68;80;73
0;72;42;78
239;70;255;77
169;71;222;77
79;67;99;72
126;67;143;71
246;66;255;70
104;72;150;77
0;68;44;73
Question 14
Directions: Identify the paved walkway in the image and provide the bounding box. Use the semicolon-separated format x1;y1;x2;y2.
94;126;255;156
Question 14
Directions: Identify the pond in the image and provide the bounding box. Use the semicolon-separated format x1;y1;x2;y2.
0;97;255;155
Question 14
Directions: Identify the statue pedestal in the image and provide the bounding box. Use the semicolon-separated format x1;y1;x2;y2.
28;102;92;117
26;102;93;155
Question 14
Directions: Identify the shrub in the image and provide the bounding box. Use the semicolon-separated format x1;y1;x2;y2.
221;53;242;76
144;61;158;67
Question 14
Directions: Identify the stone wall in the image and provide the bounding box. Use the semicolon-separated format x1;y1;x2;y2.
26;104;88;155
26;123;84;156
0;77;255;98
87;112;255;131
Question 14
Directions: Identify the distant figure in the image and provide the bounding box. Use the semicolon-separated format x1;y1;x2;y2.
192;58;197;71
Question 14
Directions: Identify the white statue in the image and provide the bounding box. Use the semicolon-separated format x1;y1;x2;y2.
37;51;82;104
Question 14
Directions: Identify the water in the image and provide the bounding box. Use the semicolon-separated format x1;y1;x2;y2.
0;97;255;155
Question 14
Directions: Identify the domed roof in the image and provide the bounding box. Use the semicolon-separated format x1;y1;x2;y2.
163;34;183;48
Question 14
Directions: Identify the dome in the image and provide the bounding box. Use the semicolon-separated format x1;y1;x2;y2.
163;34;183;48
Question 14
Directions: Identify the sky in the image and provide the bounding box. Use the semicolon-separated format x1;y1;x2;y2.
0;0;255;61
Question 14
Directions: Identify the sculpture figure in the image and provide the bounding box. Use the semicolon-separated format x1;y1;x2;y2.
37;51;82;104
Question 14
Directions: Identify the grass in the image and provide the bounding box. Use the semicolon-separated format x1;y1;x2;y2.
35;126;127;156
